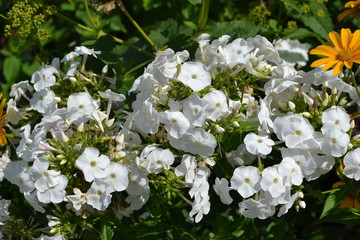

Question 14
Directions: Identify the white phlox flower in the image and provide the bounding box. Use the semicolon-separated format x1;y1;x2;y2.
320;129;350;157
174;154;197;183
30;64;56;92
278;157;303;186
101;162;129;192
321;106;350;134
159;110;191;138
36;175;68;204
203;90;230;121
281;148;317;177
137;148;174;174
244;132;275;155
182;93;207;127
189;173;209;203
231;166;261;198
273;113;314;148
132;99;160;134
66;188;87;213
343;148;360;180
182;128;217;157
239;198;275;219
86;182;112;211
4;160;35;193
213;178;233;205
189;195;211;223
225;144;256;167
260;166;286;198
177;62;211;91
0;154;10;182
30;89;57;114
75;147;110;182
66;92;98;124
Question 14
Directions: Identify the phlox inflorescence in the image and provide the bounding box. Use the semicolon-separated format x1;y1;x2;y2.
2;31;360;238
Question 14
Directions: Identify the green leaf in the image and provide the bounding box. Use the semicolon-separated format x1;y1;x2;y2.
317;207;360;225
100;224;114;240
3;56;21;83
22;62;41;77
206;20;260;39
283;28;318;40
320;186;349;219
281;0;333;41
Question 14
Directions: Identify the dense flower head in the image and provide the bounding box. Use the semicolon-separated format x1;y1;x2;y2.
3;30;360;238
309;28;360;75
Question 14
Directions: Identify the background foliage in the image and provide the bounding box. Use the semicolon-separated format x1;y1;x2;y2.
1;0;360;239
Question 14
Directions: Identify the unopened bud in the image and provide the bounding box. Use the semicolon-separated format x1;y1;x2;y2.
339;97;348;106
215;125;225;133
351;120;355;129
61;132;69;143
102;65;108;74
298;191;304;198
77;122;84;132
60;159;67;165
322;94;329;106
299;200;306;209
69;76;77;82
331;87;337;95
348;143;353;149
288;101;296;110
323;80;328;88
301;112;311;118
232;121;240;128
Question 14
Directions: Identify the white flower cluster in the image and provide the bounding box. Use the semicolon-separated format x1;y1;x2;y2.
3;33;360;228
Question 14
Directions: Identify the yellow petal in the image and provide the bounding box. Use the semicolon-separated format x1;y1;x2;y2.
341;28;352;49
310;58;337;68
344;60;353;69
350;29;360;50
333;61;345;75
329;31;344;50
309;45;338;57
0;136;7;147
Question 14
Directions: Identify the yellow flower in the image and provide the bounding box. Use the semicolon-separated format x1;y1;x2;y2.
0;93;7;147
338;0;360;22
309;28;360;75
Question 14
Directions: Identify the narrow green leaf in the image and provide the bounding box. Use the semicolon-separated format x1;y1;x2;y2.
3;56;21;84
320;186;349;219
100;224;114;240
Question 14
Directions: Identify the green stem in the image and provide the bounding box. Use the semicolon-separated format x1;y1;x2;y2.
0;13;7;21
350;70;360;101
111;35;154;57
55;13;154;57
198;0;209;32
117;0;157;50
55;12;94;32
83;0;98;29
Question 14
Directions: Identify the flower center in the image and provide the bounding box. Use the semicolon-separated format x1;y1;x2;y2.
295;130;302;136
337;50;352;61
243;178;250;184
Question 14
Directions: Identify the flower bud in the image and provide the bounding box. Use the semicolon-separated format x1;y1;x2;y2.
69;76;77;82
299;200;306;209
300;112;311;118
102;65;108;74
288;101;296;110
351;120;355;129
215;125;225;133
232;121;240;128
77;122;84;132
